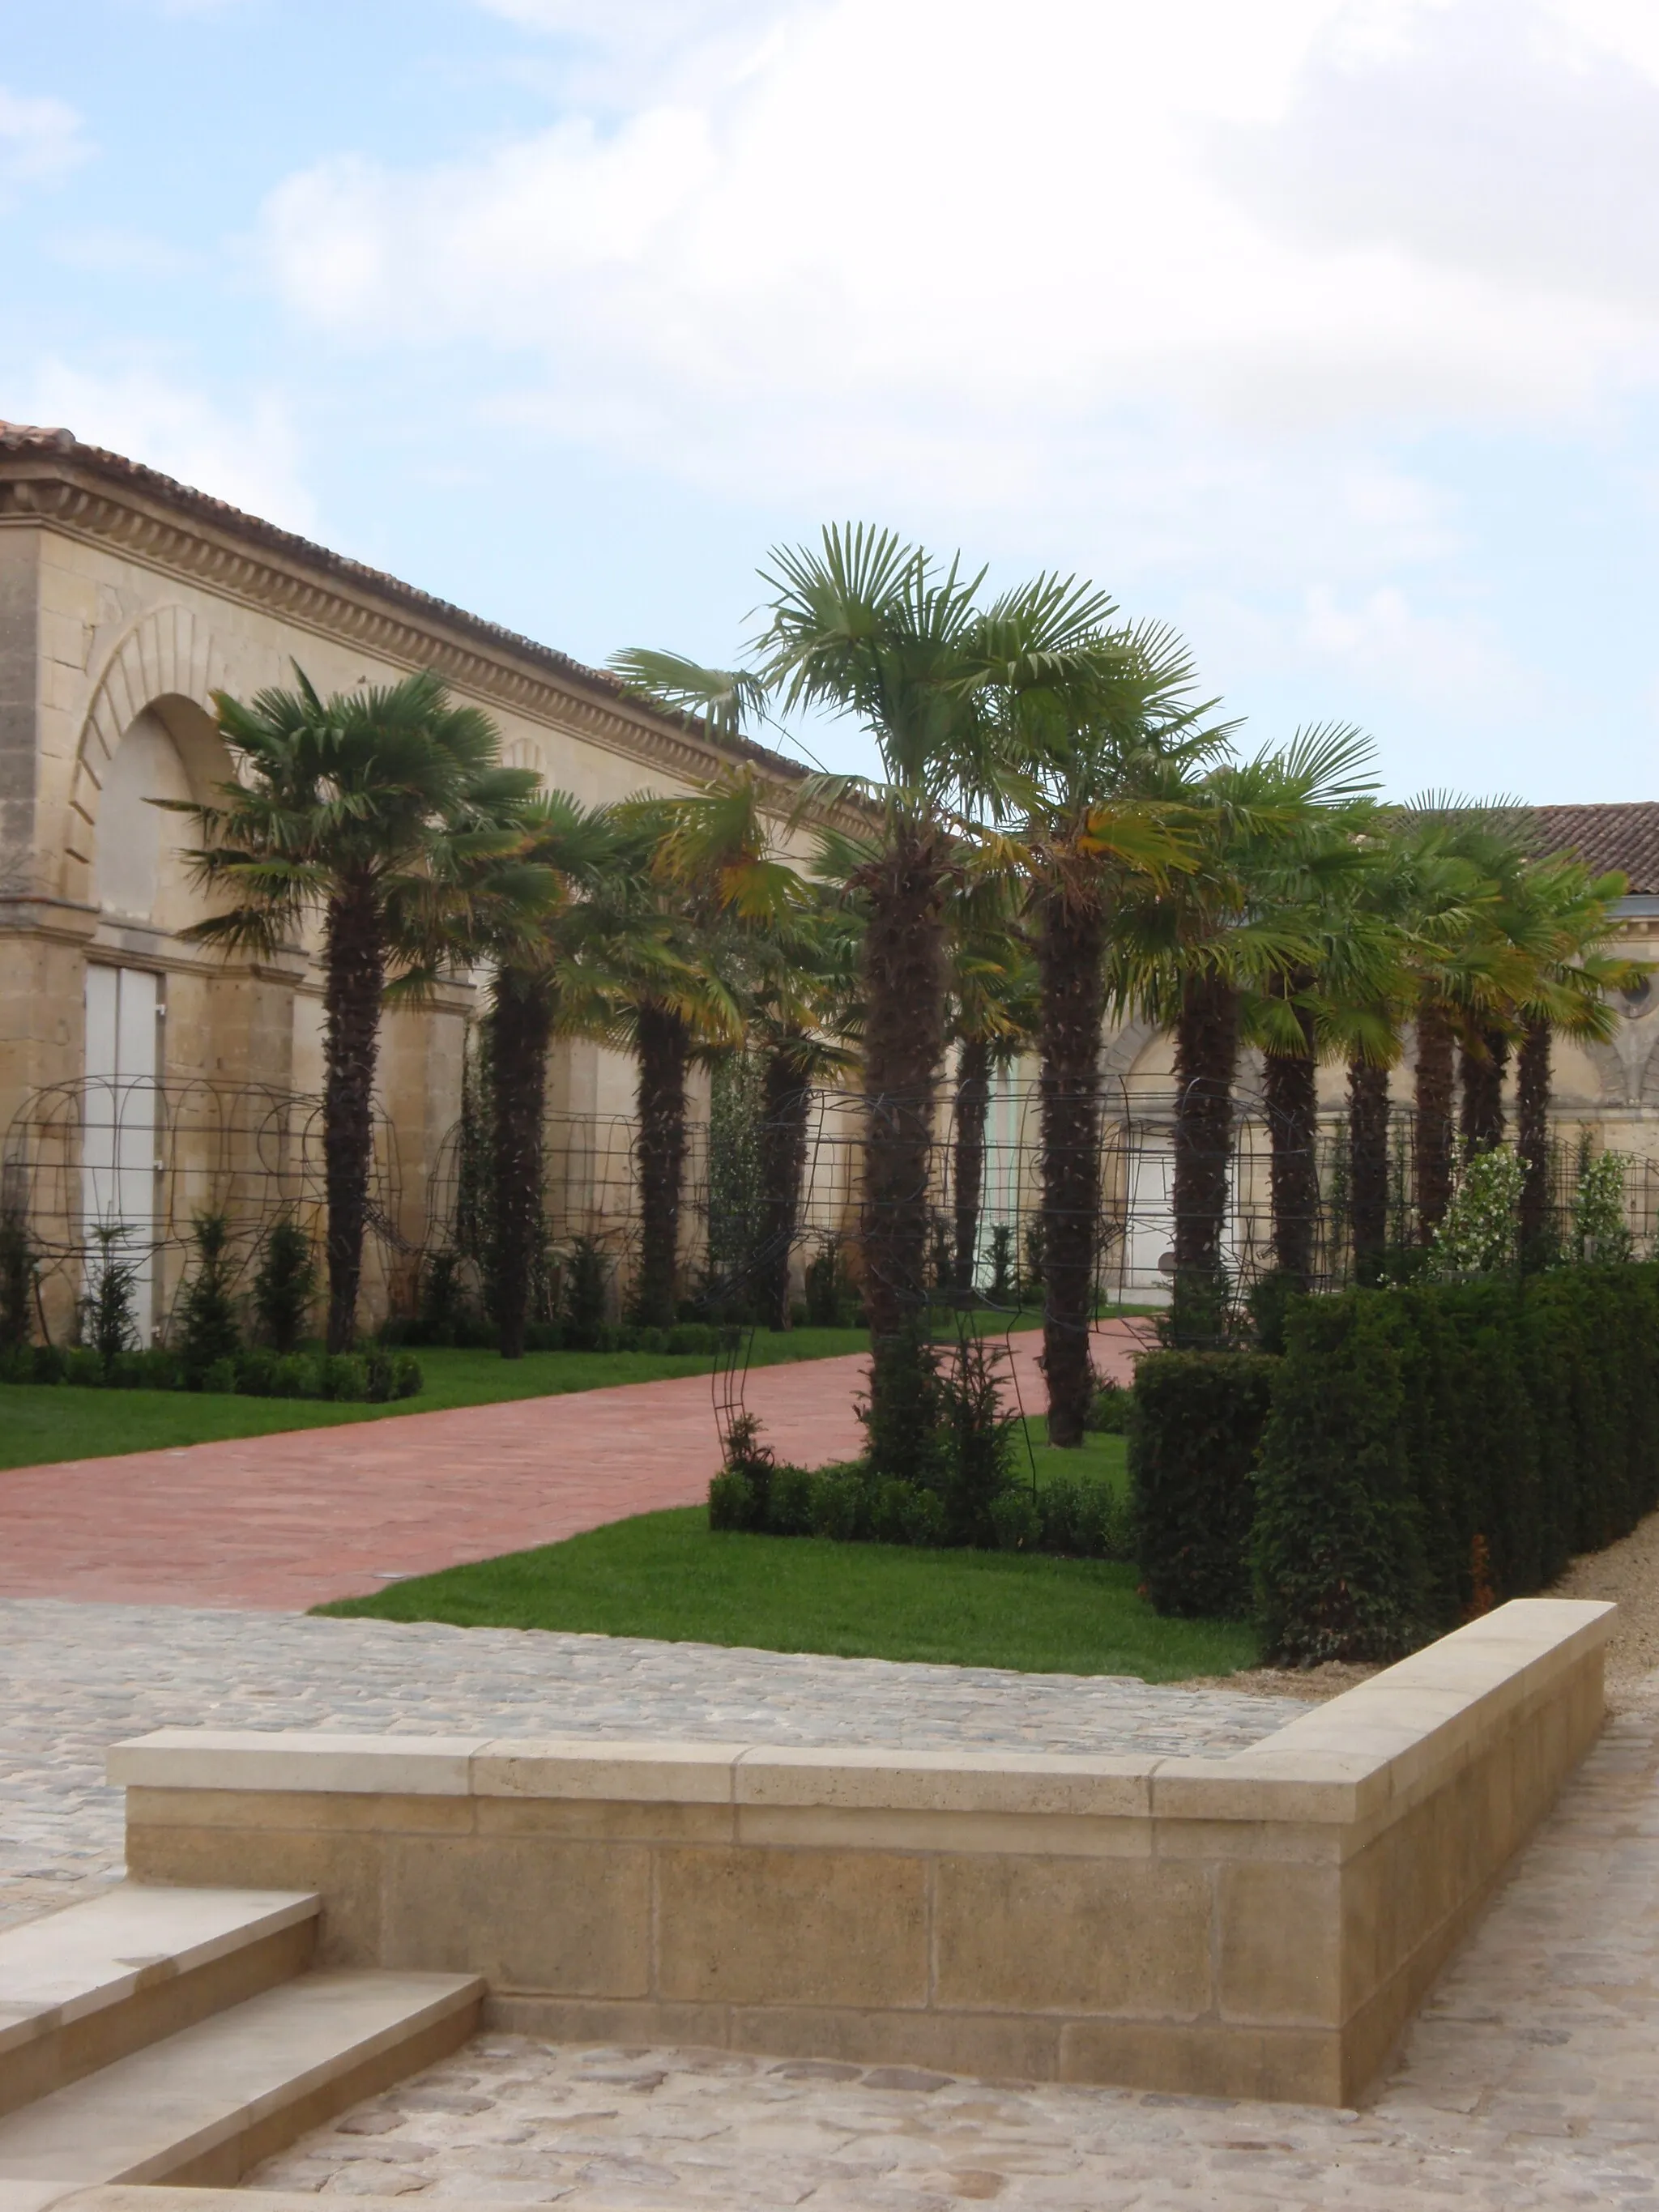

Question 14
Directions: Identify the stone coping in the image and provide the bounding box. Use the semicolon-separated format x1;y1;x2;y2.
107;1600;1615;1831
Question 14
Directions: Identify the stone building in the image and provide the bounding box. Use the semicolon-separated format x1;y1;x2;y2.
3;420;1655;1332
0;421;821;1334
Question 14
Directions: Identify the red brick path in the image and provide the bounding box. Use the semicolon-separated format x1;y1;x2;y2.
0;1322;1149;1611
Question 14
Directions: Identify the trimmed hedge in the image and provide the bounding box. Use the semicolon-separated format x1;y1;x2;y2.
1128;1353;1277;1618
1252;1264;1659;1664
708;1456;1133;1561
0;1340;422;1404
383;1315;730;1357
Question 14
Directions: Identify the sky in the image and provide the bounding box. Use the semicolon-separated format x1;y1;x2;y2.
5;0;1659;798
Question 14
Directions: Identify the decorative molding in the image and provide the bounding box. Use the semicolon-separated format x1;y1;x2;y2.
0;449;857;830
62;600;236;904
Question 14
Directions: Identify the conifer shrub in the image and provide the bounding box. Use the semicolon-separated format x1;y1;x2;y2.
1130;1351;1277;1619
253;1217;318;1353
175;1213;241;1382
1252;1265;1659;1664
0;1205;38;1349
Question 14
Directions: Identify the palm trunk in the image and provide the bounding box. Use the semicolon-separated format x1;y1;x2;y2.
1460;1025;1508;1153
1517;1018;1551;1267
1414;992;1455;1239
756;1044;812;1331
489;969;553;1359
952;1035;992;1294
321;879;385;1353
1172;968;1239;1345
633;1001;690;1329
1263;974;1320;1291
859;825;949;1476
1037;886;1108;1445
1348;1055;1391;1279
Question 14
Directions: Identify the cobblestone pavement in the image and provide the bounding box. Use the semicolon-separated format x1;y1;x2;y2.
242;1688;1659;2210
0;1596;1300;1929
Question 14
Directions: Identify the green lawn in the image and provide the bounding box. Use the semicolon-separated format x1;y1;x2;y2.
318;1503;1252;1680
0;1328;873;1470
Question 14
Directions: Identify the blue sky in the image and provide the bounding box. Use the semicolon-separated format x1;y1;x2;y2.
6;0;1659;799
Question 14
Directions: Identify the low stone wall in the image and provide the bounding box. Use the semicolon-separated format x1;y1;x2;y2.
112;1598;1612;2107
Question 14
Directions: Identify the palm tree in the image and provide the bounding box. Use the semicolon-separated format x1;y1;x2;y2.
625;756;855;1332
1011;620;1205;1440
1487;850;1636;1262
464;796;621;1357
757;530;1135;1467
945;885;1035;1298
1250;824;1397;1293
1111;727;1378;1343
591;806;746;1331
176;668;535;1349
608;659;859;1333
1338;819;1490;1279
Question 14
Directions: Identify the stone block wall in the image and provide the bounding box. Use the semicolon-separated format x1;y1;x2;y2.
113;1599;1612;2108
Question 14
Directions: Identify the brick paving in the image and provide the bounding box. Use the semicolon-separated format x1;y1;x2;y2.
0;1323;1145;1612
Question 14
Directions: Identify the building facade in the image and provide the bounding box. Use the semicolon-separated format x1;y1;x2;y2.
0;422;816;1334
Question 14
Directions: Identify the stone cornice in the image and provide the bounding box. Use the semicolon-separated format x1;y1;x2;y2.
0;430;861;829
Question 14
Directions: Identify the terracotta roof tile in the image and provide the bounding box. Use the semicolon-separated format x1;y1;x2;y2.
1533;803;1659;895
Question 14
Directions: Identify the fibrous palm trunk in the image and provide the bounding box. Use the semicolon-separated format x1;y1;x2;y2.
489;969;553;1359
1517;1017;1552;1267
1414;992;1455;1240
859;826;949;1476
1263;974;1320;1292
1460;1025;1508;1153
321;879;385;1353
1348;1055;1391;1279
1037;886;1108;1445
756;1044;812;1331
1172;969;1239;1345
633;1001;691;1330
951;1034;992;1295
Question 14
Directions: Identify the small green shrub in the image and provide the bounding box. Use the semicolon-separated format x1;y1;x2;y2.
936;1332;1017;1545
176;1213;241;1382
809;1466;867;1540
561;1235;611;1351
0;1207;38;1349
201;1356;241;1396
253;1217;317;1353
666;1322;717;1355
65;1346;104;1387
988;1488;1041;1552
1038;1476;1131;1560
80;1226;141;1375
1131;1351;1277;1619
767;1464;817;1536
1084;1379;1130;1433
708;1468;760;1532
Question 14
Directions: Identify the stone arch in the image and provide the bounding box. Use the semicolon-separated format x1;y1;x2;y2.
61;604;238;906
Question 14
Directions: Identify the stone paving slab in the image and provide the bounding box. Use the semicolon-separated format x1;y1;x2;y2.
0;1324;1145;1613
0;1596;1300;1931
241;1694;1659;2209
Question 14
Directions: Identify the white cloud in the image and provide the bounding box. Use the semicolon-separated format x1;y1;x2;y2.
0;85;90;194
1296;582;1533;714
23;361;318;536
261;0;1659;464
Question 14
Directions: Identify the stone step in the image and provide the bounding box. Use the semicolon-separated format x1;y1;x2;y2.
0;1970;484;2189
0;1888;320;2119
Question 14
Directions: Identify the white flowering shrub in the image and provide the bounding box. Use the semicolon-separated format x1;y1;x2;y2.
1427;1144;1525;1280
1572;1146;1632;1265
